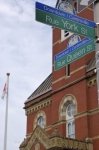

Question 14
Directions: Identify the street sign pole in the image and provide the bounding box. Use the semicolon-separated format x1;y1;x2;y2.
94;0;99;105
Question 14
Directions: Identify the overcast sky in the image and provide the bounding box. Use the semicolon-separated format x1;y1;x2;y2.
0;0;56;150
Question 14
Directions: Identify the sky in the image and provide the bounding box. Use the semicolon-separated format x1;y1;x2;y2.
0;0;56;150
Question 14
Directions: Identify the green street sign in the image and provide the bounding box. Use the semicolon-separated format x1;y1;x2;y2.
54;39;95;71
36;2;96;39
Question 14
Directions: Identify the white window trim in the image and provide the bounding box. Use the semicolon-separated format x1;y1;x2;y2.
61;30;73;42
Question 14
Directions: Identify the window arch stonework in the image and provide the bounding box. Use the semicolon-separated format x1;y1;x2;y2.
59;94;77;139
59;94;77;120
34;111;46;129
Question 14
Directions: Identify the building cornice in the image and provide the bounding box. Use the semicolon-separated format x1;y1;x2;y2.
25;98;52;115
24;90;52;109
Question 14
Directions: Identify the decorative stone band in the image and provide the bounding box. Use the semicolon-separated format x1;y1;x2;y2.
25;98;51;115
48;137;92;150
20;126;93;150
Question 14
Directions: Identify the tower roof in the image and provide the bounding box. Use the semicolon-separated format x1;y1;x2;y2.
26;73;52;103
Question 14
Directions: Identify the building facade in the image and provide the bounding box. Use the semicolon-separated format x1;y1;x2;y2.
20;1;99;150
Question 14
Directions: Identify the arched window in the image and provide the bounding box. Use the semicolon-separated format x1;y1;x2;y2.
66;103;75;138
34;111;46;129
66;103;75;119
37;116;45;128
59;95;77;139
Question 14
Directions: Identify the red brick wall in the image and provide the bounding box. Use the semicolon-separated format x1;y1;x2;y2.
75;115;89;140
26;103;52;135
26;113;34;135
25;2;99;150
88;113;99;137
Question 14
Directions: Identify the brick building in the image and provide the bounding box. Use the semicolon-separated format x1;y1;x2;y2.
19;1;99;150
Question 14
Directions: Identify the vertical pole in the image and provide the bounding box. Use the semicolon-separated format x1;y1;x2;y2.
3;73;10;150
94;0;99;105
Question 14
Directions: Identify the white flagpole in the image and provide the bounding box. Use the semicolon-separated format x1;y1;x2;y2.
3;73;10;150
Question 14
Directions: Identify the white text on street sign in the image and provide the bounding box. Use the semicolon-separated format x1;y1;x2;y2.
36;2;96;39
54;39;95;70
